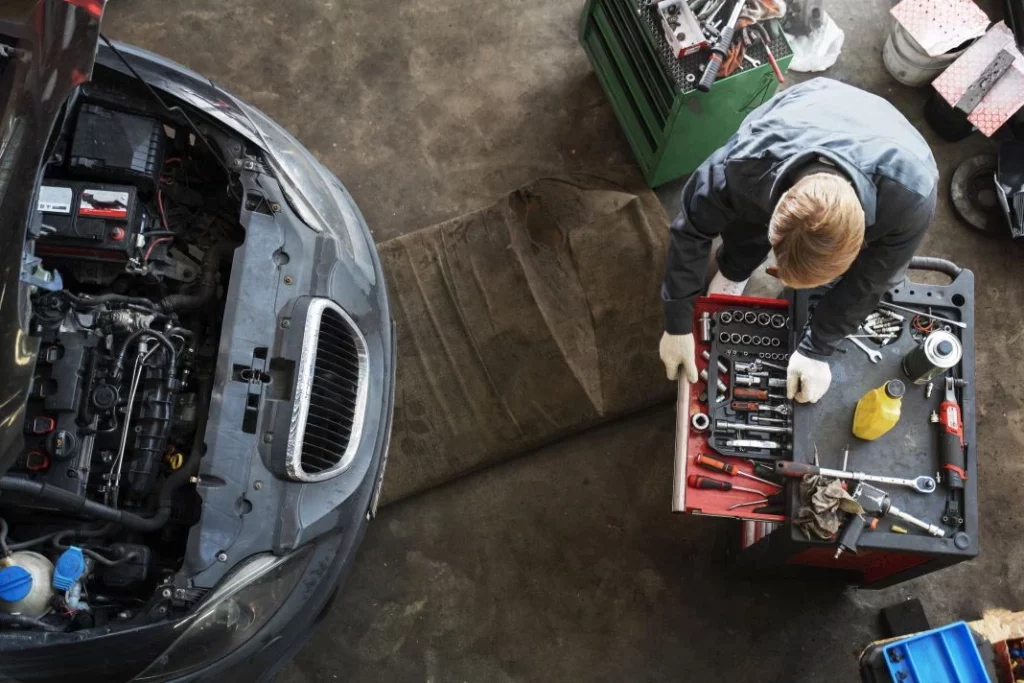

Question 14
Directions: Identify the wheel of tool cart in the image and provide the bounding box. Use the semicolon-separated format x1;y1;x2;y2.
950;153;1009;239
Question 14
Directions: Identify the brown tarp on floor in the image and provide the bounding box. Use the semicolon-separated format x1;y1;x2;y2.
378;167;673;504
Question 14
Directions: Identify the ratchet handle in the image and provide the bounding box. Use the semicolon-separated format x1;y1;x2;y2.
940;430;966;488
698;25;736;92
774;460;820;478
939;399;966;488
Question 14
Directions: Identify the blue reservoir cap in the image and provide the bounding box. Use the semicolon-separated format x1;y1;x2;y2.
53;547;86;591
0;566;32;602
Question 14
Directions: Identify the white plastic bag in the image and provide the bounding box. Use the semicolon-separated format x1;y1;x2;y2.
784;11;845;72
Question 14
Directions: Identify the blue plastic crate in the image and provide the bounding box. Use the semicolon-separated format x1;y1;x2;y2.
883;621;990;683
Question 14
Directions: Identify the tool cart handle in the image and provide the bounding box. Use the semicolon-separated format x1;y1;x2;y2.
908;256;962;280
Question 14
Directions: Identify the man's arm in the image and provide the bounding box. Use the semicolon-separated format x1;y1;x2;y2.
663;157;738;334
797;185;937;358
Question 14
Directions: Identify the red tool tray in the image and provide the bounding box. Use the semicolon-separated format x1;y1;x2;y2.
674;293;790;523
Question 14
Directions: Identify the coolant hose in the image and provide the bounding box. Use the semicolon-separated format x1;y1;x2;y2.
160;243;234;312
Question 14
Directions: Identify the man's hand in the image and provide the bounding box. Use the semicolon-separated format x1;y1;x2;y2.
786;351;832;403
659;332;698;383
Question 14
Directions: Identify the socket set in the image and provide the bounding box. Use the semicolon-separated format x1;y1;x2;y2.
694;302;795;460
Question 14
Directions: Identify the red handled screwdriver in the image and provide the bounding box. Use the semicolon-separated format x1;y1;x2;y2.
695;453;782;489
687;475;763;496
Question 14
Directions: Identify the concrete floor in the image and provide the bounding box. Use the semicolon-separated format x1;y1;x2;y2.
102;1;1024;681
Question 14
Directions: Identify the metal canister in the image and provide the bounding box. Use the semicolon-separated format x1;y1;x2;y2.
902;330;962;384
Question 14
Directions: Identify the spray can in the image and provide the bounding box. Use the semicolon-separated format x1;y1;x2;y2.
902;330;961;385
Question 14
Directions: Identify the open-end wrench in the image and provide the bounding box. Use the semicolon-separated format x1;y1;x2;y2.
775;461;937;494
845;335;882;363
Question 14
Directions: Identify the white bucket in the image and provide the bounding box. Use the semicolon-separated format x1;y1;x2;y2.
883;21;971;87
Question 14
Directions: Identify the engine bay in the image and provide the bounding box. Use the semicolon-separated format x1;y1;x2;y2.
1;80;249;631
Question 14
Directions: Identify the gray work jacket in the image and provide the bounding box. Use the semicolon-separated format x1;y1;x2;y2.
662;78;938;358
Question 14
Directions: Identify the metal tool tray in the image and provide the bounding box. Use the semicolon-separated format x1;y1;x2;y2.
706;301;794;460
785;257;978;567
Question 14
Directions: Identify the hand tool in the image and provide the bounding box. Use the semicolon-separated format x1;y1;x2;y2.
753;24;784;83
759;359;787;372
925;382;934;398
695;452;782;488
756;312;771;326
774;461;937;494
719;311;733;324
733;387;785;401
701;350;728;375
766;377;787;388
700;311;712;343
725;438;787;450
730;401;790;416
743;311;757;324
845;335;882;363
729;491;782;511
734;375;759;387
742;52;761;67
698;0;746;92
717;419;792;435
672;379;690;512
746;459;783;483
853;482;945;537
877;301;966;329
690;412;710;432
933;376;966;527
700;368;728;394
749;414;787;425
687;475;763;495
835;513;879;558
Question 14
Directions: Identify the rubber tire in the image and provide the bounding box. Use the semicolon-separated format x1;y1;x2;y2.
950;154;1010;239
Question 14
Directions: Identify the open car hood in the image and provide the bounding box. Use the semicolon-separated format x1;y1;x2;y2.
0;0;105;473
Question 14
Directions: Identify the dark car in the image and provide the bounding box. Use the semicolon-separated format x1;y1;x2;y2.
0;1;394;680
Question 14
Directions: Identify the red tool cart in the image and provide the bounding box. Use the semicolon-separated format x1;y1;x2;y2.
673;258;978;588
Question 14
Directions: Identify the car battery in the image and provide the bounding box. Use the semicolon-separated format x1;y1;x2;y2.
35;180;147;262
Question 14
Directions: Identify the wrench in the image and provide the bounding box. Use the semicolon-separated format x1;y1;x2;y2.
845;335;882;363
742;53;761;67
775;461;937;494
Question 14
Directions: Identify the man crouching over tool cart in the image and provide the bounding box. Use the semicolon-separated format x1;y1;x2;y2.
658;78;938;402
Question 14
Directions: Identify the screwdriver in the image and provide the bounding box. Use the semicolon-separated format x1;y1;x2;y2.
695;453;782;489
733;387;785;401
687;475;763;495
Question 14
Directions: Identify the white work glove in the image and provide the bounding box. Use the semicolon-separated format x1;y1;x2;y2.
659;332;698;383
786;351;832;404
708;271;749;296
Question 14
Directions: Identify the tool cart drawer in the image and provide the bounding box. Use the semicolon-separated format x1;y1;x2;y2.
739;258;978;588
673;293;794;524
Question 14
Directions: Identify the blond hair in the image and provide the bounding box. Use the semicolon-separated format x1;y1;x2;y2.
769;173;865;288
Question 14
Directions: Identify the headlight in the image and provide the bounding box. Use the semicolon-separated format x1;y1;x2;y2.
233;99;377;282
134;546;313;681
234;102;345;235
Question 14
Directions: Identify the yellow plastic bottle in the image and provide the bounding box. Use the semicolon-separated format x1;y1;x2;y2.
852;380;906;440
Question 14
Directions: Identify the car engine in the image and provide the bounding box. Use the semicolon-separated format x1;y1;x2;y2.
2;88;246;630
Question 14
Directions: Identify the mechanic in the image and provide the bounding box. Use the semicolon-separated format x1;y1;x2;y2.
658;78;938;403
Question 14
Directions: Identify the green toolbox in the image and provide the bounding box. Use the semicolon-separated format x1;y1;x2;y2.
580;0;793;187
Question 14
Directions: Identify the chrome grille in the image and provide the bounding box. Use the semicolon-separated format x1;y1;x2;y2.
286;299;368;482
